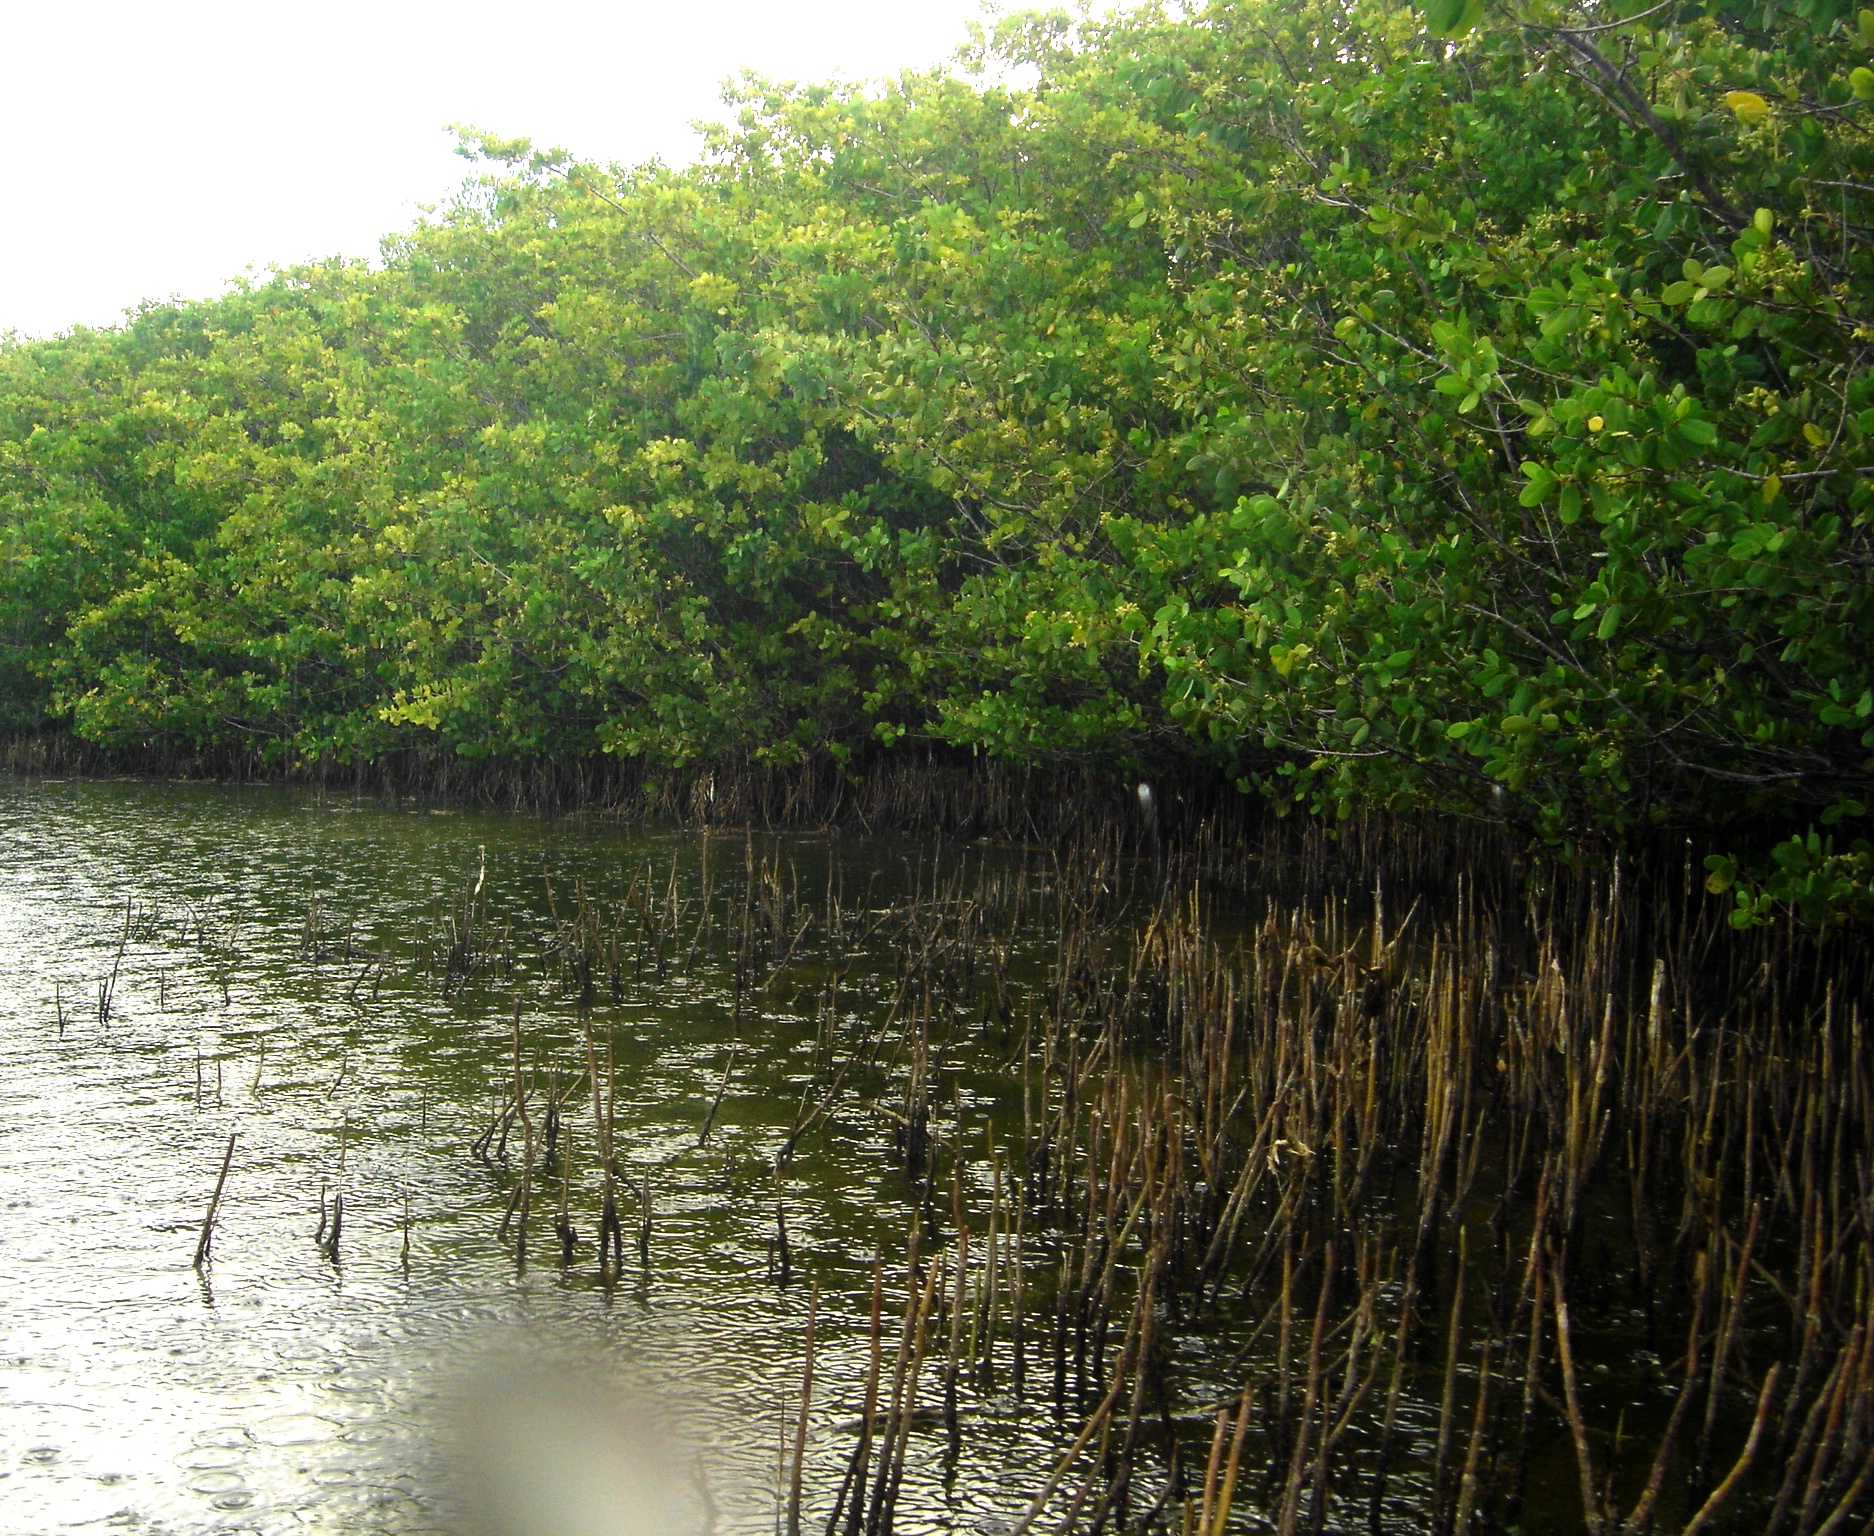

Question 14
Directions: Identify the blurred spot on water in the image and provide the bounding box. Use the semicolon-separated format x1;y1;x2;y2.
447;1345;721;1536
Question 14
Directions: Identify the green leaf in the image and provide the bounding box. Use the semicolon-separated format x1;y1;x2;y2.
1423;0;1483;38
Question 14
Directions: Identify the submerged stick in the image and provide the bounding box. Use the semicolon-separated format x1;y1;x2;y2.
1216;1387;1255;1536
323;1188;344;1264
1680;1363;1781;1536
786;1281;820;1536
192;1132;236;1267
699;1044;739;1147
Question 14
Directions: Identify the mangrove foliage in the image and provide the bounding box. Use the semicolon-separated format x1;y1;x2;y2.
2;0;1871;918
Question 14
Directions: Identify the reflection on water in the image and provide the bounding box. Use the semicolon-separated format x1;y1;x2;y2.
0;778;1063;1535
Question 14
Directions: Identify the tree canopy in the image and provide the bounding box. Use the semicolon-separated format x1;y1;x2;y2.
4;0;1871;921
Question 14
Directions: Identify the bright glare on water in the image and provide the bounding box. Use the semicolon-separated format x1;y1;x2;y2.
0;778;1064;1536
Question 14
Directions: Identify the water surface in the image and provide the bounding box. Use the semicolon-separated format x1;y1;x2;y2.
0;778;1062;1535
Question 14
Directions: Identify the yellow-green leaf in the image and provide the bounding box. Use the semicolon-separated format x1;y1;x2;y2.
1723;91;1770;124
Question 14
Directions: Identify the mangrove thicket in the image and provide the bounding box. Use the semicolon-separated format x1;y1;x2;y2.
2;0;1871;919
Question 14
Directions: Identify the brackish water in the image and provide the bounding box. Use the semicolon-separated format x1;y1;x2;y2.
0;778;1087;1536
10;776;1812;1536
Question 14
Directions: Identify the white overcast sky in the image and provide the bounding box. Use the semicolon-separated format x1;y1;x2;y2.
1;0;1008;338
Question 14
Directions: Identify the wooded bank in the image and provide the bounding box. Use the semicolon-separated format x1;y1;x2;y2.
3;0;1870;921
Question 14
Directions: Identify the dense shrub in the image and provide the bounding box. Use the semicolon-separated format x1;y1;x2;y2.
3;0;1870;919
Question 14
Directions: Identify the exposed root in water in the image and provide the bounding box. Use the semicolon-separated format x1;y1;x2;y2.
399;805;1871;1534
44;786;1873;1533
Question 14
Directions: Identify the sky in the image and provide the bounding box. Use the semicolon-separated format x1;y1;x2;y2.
1;0;1003;338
